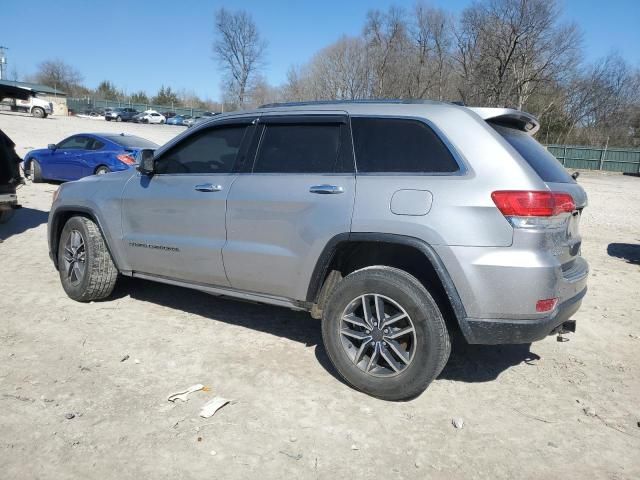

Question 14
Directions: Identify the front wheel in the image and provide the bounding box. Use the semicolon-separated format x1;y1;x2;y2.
321;266;450;401
32;107;45;118
58;216;118;302
30;159;43;183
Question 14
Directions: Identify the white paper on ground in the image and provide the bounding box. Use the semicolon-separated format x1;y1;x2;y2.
199;396;231;418
167;384;205;402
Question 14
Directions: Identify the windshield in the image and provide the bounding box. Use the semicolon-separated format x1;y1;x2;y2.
492;124;575;184
104;135;158;149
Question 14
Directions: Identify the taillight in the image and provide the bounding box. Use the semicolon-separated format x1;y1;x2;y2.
117;154;136;165
491;191;575;217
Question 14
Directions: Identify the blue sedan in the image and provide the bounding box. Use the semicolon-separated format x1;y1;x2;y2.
24;133;159;182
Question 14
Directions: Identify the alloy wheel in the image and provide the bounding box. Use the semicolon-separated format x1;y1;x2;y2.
339;293;417;377
62;230;86;285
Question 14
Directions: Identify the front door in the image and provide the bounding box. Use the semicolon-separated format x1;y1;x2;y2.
50;135;92;180
224;114;356;301
121;121;254;286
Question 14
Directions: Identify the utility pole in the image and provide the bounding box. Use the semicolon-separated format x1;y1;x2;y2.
0;46;8;81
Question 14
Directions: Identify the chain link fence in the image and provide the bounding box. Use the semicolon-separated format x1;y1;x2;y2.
66;97;212;118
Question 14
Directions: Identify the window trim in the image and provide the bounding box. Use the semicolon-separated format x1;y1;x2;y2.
248;115;355;175
349;115;469;177
152;123;253;176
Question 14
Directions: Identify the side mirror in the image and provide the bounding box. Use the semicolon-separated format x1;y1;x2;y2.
571;171;580;180
47;144;57;150
136;149;155;176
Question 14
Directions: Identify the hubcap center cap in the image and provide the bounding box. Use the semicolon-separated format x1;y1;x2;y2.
371;328;384;342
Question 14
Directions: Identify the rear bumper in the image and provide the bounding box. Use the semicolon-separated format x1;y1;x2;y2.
462;287;587;344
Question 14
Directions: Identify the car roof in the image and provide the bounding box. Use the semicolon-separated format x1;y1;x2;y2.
200;100;539;135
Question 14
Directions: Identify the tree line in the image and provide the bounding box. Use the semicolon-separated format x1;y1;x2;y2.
23;0;640;147
214;0;639;148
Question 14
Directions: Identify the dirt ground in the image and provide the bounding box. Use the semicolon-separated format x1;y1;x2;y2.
1;112;639;479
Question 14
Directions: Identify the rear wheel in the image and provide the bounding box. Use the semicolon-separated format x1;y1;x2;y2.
95;166;110;175
30;160;43;183
58;216;118;301
321;266;450;401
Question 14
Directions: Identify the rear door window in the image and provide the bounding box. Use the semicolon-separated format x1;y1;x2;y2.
58;136;92;150
351;117;459;173
253;124;341;173
492;124;574;184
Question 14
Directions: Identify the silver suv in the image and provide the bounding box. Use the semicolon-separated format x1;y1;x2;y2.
48;101;588;400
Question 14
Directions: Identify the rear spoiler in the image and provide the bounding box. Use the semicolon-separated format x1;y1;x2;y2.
468;107;540;136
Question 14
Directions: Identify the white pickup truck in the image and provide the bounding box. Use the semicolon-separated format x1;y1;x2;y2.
0;83;53;118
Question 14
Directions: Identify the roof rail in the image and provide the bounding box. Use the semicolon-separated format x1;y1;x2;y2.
258;99;452;109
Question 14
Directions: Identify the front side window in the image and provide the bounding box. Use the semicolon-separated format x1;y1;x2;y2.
154;125;247;174
351;117;459;173
57;136;92;150
253;124;341;173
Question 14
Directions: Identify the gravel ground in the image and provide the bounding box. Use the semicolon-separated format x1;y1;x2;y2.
1;112;639;479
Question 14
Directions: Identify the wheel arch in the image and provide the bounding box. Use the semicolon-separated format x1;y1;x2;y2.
49;206;120;272
307;233;470;339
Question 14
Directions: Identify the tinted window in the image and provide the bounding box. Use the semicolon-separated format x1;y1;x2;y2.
91;140;105;150
351;117;459;173
104;135;158;149
254;124;341;173
57;136;92;150
155;126;247;174
493;125;574;184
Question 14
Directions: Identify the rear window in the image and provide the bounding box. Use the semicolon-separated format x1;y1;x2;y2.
104;135;158;149
351;117;459;173
492;125;574;184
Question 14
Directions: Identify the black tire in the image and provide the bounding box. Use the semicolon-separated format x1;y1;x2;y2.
30;159;43;183
321;266;450;401
95;166;110;175
32;107;45;118
105;117;111;121
58;216;118;302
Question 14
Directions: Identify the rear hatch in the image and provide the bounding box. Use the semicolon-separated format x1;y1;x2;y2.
470;108;587;270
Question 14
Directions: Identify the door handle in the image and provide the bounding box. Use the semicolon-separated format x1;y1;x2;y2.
194;183;222;192
309;184;344;194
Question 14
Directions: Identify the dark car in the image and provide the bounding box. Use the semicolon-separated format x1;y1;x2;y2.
105;107;139;122
0;129;23;223
23;133;158;182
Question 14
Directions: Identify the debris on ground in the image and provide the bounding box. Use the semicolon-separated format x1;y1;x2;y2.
120;355;130;362
583;407;597;417
350;444;359;450
199;396;231;418
134;359;140;364
210;450;217;456
168;384;205;403
64;413;75;420
279;451;302;460
452;418;464;429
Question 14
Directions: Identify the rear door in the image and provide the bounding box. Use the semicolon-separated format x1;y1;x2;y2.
121;119;255;285
223;114;356;300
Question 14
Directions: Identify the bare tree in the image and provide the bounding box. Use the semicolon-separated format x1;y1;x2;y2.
34;59;83;95
213;8;267;107
455;0;580;108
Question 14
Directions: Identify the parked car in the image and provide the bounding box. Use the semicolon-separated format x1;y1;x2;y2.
47;100;588;400
183;116;200;127
167;115;191;126
0;128;23;223
105;107;139;122
138;110;166;124
24;133;159;182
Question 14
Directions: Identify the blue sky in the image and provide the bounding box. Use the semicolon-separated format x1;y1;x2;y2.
2;0;639;99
